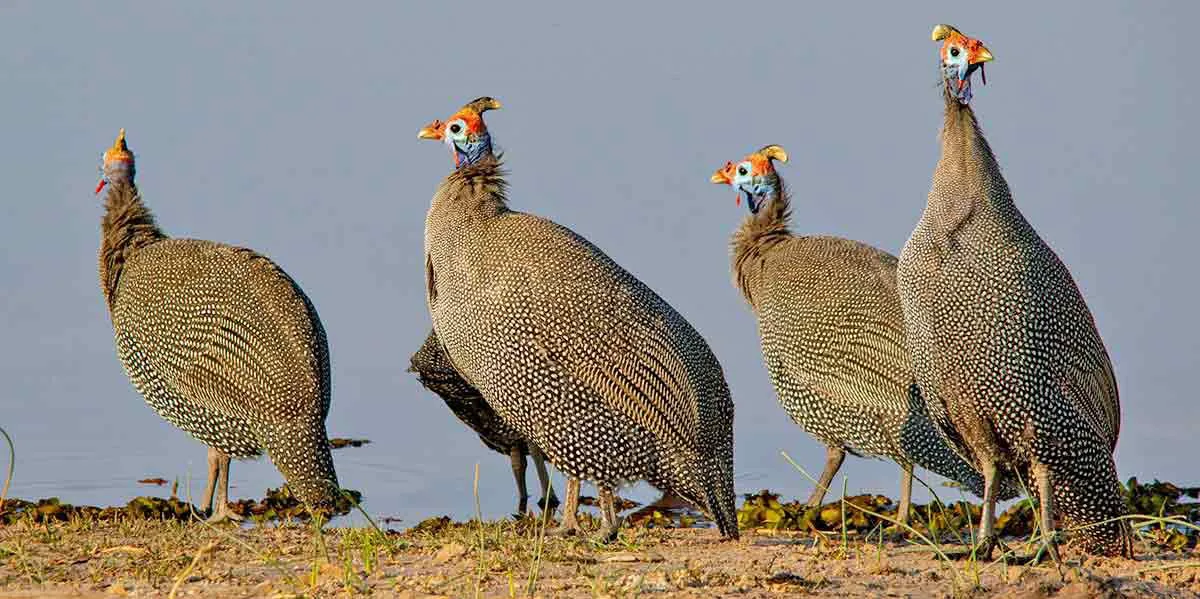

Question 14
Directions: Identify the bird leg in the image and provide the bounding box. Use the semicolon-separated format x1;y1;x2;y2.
974;460;1000;559
198;447;221;515
1032;462;1062;565
549;477;582;536
529;445;558;512
593;485;624;544
883;463;915;540
205;450;244;524
509;446;529;515
898;463;914;526
805;446;846;508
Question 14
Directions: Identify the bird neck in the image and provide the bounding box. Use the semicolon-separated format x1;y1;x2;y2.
926;92;1021;239
730;181;792;308
455;133;495;169
428;156;512;233
99;182;166;310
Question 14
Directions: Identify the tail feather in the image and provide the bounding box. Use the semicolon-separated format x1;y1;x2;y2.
1033;426;1131;557
260;417;340;513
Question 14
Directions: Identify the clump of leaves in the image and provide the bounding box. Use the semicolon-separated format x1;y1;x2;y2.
994;499;1036;538
2;486;362;526
578;494;639;511
626;505;703;530
0;496;194;524
738;490;897;533
737;490;814;531
328;438;371;450
227;486;362;523
409;515;454;535
737;489;1043;542
1124;478;1199;519
1124;477;1200;550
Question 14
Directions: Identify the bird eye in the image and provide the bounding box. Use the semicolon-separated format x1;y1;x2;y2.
949;47;960;58
449;123;462;135
737;166;748;176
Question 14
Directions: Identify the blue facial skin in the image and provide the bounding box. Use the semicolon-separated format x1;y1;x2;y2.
941;51;983;104
730;162;778;215
736;180;780;215
99;160;135;189
452;130;493;168
442;117;493;168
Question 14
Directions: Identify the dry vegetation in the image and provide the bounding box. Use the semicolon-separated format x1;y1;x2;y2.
0;507;1196;598
1;436;1196;597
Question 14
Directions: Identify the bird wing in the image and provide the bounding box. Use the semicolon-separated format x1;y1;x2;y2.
1029;249;1122;450
490;215;707;454
764;239;915;418
1056;318;1121;450
115;239;329;424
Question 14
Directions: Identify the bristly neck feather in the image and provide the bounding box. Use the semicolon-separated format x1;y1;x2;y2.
99;181;166;310
935;88;1016;214
444;153;511;216
731;179;792;309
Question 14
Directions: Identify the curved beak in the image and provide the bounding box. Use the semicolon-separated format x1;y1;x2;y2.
417;119;446;141
969;43;994;65
710;163;733;185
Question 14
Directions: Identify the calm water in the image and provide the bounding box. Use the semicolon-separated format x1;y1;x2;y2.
1;2;1196;528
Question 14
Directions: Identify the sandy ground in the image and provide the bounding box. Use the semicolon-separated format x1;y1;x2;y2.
0;516;1196;598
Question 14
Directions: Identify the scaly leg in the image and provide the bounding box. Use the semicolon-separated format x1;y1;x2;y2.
509;446;530;515
205;450;244;524
1033;462;1061;565
897;463;914;527
593;485;623;543
549;478;582;536
529;445;558;512
975;460;1000;559
198;447;221;515
805;446;846;508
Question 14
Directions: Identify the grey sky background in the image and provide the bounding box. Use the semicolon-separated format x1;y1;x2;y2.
0;1;1194;524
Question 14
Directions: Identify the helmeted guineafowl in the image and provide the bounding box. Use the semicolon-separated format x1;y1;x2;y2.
96;130;339;522
896;25;1132;558
710;145;1016;525
408;328;559;515
417;98;737;541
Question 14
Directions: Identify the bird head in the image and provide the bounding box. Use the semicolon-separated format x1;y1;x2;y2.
933;24;993;104
418;96;501;168
95;128;136;194
710;145;788;215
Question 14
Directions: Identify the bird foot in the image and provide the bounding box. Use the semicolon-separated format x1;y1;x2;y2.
881;524;910;542
538;494;560;512
590;517;624;544
548;520;582;537
1027;533;1063;567
971;535;1007;561
205;504;245;524
945;535;1008;561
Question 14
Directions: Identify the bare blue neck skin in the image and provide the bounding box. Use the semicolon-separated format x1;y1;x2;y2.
738;177;779;215
102;161;136;187
454;131;493;168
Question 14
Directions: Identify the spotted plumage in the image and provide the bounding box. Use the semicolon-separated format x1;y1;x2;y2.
96;130;339;520
712;146;1015;521
896;26;1131;557
419;98;737;540
408;329;558;514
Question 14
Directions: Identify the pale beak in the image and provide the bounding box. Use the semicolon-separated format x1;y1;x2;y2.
417;120;446;140
970;44;994;64
710;163;733;185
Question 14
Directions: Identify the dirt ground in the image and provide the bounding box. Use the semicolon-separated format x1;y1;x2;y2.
0;515;1196;599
